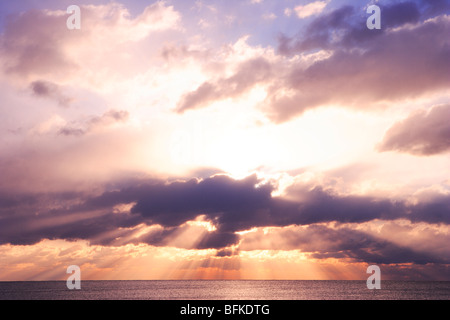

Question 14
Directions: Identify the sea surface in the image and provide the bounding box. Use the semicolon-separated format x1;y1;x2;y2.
0;280;449;300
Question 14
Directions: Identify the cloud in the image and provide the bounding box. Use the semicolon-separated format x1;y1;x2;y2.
279;5;355;53
408;193;450;224
268;5;450;122
57;109;129;136
262;13;277;21
1;174;449;251
378;104;450;156
71;174;450;231
129;174;273;228
294;1;329;19
422;0;450;17
284;8;293;17
176;57;272;113
216;248;237;257
287;2;419;53
240;224;449;264
382;2;421;28
0;2;180;79
127;223;240;249
1;9;78;78
30;80;73;107
127;174;404;233
196;231;239;249
175;2;450;123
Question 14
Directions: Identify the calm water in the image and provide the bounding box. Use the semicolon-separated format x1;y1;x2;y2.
0;280;449;300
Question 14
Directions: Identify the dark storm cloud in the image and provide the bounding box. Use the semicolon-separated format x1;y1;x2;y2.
378;104;450;156
0;174;449;251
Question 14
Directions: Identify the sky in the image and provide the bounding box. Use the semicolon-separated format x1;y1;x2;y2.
0;0;449;281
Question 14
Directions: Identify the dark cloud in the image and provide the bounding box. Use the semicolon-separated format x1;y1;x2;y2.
271;186;403;226
409;194;450;224
94;110;129;123
378;263;450;281
196;231;239;250
129;224;240;249
267;10;450;122
57;127;86;137
1;174;449;251
31;81;54;96
240;225;448;265
382;2;421;28
0;193;37;210
0;200;135;246
57;109;129;136
378;104;450;156
130;174;273;228
421;0;450;17
30;80;73;107
216;248;237;257
280;2;422;55
278;6;356;54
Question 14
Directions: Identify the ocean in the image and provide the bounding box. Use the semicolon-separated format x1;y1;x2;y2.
0;280;449;300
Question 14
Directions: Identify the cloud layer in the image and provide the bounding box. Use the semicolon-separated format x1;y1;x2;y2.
0;174;448;263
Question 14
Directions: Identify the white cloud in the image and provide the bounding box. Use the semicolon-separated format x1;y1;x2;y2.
284;8;293;17
262;13;277;20
294;0;329;19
